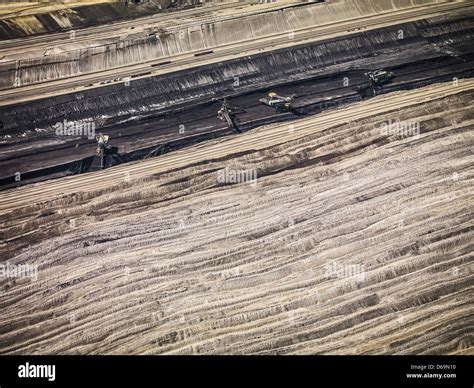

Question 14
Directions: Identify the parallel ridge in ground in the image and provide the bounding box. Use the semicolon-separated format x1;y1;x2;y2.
0;82;472;354
0;0;464;91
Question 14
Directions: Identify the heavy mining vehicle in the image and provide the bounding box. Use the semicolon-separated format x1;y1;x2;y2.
96;134;121;169
217;99;236;128
259;92;295;112
365;70;395;86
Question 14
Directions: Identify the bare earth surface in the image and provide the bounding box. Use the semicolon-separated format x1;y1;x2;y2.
0;81;473;354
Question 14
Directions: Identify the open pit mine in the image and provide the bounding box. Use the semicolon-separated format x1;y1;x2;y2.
0;0;472;357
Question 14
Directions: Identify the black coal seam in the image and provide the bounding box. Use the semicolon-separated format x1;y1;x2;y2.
1;72;473;191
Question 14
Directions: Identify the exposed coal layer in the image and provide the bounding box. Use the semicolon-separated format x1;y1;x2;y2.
1;56;473;190
1;12;473;189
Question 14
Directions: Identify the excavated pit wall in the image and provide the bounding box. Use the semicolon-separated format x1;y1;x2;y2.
1;13;472;136
0;0;185;40
0;0;445;89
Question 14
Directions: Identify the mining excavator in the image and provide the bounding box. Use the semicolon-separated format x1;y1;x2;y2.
217;99;245;132
365;69;395;87
96;133;121;169
356;69;396;98
259;92;296;113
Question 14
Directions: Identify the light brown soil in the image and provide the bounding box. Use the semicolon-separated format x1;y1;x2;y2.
0;81;472;354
